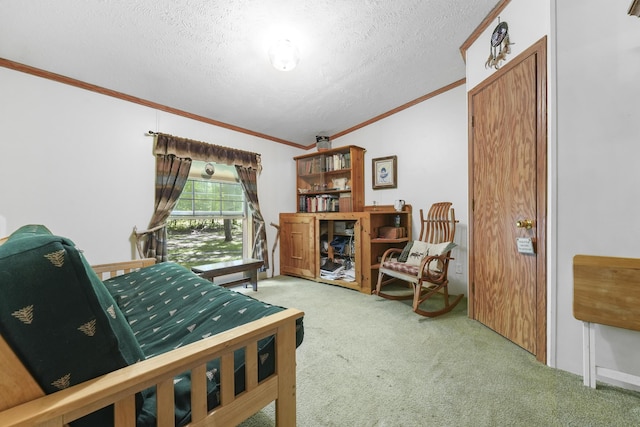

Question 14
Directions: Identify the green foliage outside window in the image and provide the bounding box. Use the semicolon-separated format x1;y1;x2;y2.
173;180;245;217
167;177;246;268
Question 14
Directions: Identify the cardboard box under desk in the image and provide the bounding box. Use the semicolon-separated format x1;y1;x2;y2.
378;226;406;239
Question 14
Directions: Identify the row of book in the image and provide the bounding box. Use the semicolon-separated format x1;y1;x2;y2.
299;194;338;212
298;194;352;212
298;153;351;175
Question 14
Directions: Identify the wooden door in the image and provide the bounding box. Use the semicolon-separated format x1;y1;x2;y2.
279;214;316;279
468;38;547;362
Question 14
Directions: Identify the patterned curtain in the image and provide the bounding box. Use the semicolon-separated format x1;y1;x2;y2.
235;166;269;270
136;132;263;263
140;154;192;262
154;132;261;171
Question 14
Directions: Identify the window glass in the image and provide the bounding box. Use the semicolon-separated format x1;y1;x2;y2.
167;161;247;269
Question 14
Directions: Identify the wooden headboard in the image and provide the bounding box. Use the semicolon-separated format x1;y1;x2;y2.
573;254;640;332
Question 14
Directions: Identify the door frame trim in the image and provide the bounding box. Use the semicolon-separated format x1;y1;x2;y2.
467;36;548;363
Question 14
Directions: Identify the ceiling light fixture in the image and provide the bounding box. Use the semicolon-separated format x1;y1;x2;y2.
268;39;300;71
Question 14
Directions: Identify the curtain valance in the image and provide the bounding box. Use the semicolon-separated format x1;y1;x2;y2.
154;132;262;171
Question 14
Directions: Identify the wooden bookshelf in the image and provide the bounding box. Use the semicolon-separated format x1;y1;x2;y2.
361;204;413;292
294;145;365;213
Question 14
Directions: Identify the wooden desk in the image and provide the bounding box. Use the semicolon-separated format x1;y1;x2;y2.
192;258;263;291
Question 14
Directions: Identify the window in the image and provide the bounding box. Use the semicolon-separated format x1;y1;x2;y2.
167;162;248;269
172;180;245;218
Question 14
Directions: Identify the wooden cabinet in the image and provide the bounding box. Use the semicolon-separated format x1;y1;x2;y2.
294;145;365;213
279;212;364;291
316;212;363;292
279;213;316;279
279;207;412;294
360;205;413;293
281;146;412;294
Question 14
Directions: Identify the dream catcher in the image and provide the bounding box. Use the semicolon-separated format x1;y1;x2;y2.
485;20;513;70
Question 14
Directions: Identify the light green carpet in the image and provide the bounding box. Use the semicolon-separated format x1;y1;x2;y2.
237;276;640;426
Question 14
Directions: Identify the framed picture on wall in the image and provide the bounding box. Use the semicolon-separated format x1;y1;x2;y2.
372;155;397;189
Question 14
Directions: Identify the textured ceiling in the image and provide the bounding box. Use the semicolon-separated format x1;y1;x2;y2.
0;0;498;147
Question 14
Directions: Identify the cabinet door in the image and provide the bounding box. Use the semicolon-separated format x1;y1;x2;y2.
280;214;316;279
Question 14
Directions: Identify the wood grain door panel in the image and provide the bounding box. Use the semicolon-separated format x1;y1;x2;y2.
469;38;547;361
280;214;316;278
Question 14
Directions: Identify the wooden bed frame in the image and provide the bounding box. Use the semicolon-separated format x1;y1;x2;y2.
0;257;303;426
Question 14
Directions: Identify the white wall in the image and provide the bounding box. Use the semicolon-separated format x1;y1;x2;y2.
0;63;469;294
466;0;640;386
465;1;551;90
0;68;300;273
466;0;555;363
554;0;640;383
334;85;469;295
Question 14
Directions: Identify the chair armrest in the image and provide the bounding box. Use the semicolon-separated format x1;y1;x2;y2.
380;247;402;263
418;254;454;282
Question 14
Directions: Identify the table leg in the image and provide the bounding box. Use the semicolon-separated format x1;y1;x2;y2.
249;269;258;291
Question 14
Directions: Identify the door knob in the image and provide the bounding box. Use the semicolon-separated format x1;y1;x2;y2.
516;219;534;229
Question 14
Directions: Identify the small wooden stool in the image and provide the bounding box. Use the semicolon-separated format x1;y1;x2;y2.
192;258;263;291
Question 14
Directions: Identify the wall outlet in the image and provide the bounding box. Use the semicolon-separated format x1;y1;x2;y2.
455;262;463;274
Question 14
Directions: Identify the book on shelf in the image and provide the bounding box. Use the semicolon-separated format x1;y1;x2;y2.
342;267;356;282
319;262;356;282
299;194;340;213
320;258;355;281
329;153;349;171
320;259;343;280
299;151;352;174
320;259;343;272
299;157;328;175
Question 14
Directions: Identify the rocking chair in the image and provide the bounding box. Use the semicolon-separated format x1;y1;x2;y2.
375;202;463;317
